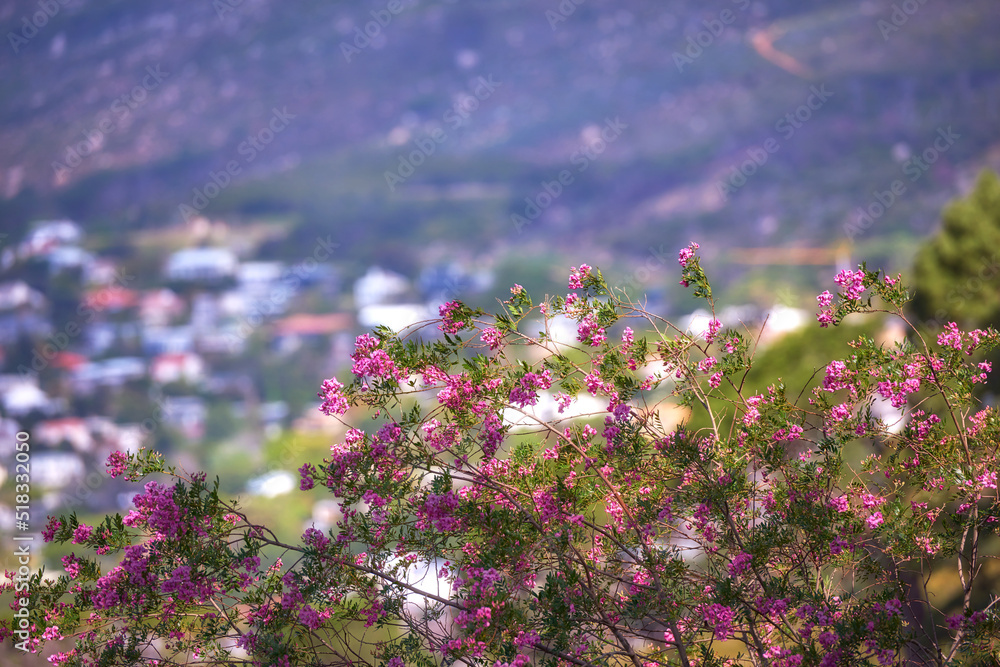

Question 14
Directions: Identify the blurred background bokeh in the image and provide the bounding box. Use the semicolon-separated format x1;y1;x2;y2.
1;0;1000;659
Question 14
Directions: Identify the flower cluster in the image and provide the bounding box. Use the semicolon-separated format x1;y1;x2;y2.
106;450;130;478
678;242;699;267
834;268;866;300
351;334;407;382
15;250;1000;667
71;524;93;544
126;481;189;539
318;377;350;416
568;264;592;289
481;327;504;350
439;300;469;334
416;491;462;532
508;369;553;408
937;321;990;354
576;313;607;346
816;290;835;327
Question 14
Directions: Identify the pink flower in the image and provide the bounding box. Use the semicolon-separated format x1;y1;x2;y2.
729;552;752;577
829;496;850;512
509;370;553;408
867;511;884;529
701;603;735;641
72;524;93;544
438;301;467;334
61;554;82;578
42;517;62;542
706;318;722;343
823;361;849;391
816;290;836;327
621;326;634;348
299;463;316;491
568;264;592;289
351;337;406;382
298;604;325;630
481;327;504;350
318;377;350;416
130;481;188;539
834;269;866;300
416;491;462;532
829;403;851;422
160;565;213;604
47;651;77;666
883;599;903;616
106;450;129;478
576;313;606;347
422;419;459;451
678;242;700;267
698;356;717;373
937;322;963;350
709;372;723;389
861;493;885;509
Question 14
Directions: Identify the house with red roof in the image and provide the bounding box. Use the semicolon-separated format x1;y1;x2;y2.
150;351;205;385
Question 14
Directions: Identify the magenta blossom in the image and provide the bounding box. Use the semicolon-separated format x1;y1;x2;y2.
678;242;700;267
71;524;94;544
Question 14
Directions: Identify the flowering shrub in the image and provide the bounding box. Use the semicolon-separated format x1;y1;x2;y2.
4;247;1000;667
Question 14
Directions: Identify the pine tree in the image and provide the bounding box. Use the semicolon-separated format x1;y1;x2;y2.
910;169;1000;330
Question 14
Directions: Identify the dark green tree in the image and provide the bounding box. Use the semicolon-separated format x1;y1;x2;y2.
909;169;1000;330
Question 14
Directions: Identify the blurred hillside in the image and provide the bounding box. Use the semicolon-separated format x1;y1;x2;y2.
1;0;1000;303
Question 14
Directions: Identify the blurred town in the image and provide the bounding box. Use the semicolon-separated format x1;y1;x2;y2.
0;216;499;520
0;214;914;539
1;0;999;600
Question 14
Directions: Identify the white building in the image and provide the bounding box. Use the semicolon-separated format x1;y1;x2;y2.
150;352;205;385
0;281;47;311
358;303;432;332
353;266;410;308
0;375;61;416
22;220;82;256
164;248;238;283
